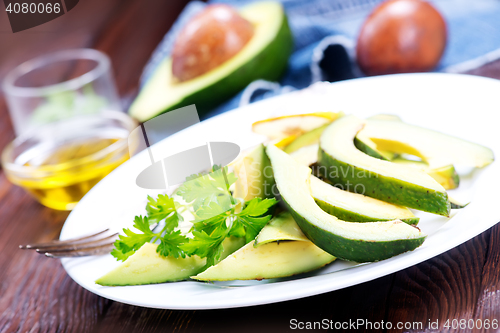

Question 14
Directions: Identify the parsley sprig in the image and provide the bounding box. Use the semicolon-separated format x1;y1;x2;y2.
111;195;189;261
111;166;277;266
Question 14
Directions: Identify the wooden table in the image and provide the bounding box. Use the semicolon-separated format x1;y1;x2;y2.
0;1;499;332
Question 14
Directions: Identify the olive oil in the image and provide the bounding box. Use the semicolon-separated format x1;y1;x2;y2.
9;136;129;210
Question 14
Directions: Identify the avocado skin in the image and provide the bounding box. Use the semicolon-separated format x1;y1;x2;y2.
354;137;390;160
153;14;293;117
314;198;420;225
318;148;450;216
282;198;426;262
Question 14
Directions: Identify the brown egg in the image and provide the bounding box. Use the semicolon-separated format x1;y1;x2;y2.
171;4;254;82
356;0;447;76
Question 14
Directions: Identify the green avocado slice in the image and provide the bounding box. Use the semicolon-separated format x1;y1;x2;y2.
358;118;494;169
95;237;245;286
391;157;460;190
192;240;335;281
354;136;396;161
283;124;329;154
235;142;419;227
318;115;450;216
254;211;310;246
193;211;334;281
309;176;419;225
289;133;459;191
129;2;293;121
232;144;275;201
266;144;426;262
448;195;469;209
289;143;320;167
291;143;459;191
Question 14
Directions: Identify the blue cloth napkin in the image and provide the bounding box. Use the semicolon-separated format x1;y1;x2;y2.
141;0;500;118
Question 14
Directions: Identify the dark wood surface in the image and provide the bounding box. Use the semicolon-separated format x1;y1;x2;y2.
0;1;499;332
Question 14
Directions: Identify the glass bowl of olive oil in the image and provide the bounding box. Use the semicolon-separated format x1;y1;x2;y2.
2;111;136;210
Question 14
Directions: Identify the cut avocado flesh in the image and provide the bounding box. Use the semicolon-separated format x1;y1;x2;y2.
283;124;329;154
319;115;450;216
129;2;293;121
290;143;320;167
266;144;426;262
354;135;396;161
357;118;494;169
392;157;459;190
289;142;395;169
95;237;245;286
448;195;469;209
288;145;419;224
254;211;309;246
290;142;457;194
233;144;275;200
193;240;335;281
193;211;334;281
309;176;419;225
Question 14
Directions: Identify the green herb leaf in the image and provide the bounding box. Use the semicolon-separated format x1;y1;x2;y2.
111;168;278;265
240;197;278;217
237;198;278;242
111;216;155;261
176;165;236;211
156;230;189;258
146;194;182;229
110;248;134;261
181;229;228;267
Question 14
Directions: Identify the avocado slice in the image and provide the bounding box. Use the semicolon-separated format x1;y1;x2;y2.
293;143;459;191
289;143;320;167
254;211;309;246
193;212;334;281
232;144;275;201
283;124;329;154
193;211;334;281
290;147;419;224
357;118;494;169
95;237;245;286
129;2;293;121
266;144;426;262
236;142;420;227
281;122;397;161
319;115;450;216
254;143;420;225
193;212;335;281
354;135;396;161
193;240;335;281
193;239;335;281
392;157;460;190
448;195;469;209
310;176;419;225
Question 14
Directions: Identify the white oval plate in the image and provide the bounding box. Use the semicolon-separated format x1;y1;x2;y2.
61;73;500;310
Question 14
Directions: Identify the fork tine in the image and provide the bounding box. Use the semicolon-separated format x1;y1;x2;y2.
44;243;115;258
34;233;118;252
20;228;110;249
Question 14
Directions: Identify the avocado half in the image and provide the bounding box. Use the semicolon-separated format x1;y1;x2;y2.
130;2;293;121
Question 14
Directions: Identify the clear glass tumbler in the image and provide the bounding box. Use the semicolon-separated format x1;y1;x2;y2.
3;49;122;135
1;49;137;210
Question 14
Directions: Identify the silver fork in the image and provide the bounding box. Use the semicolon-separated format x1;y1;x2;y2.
19;229;119;258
